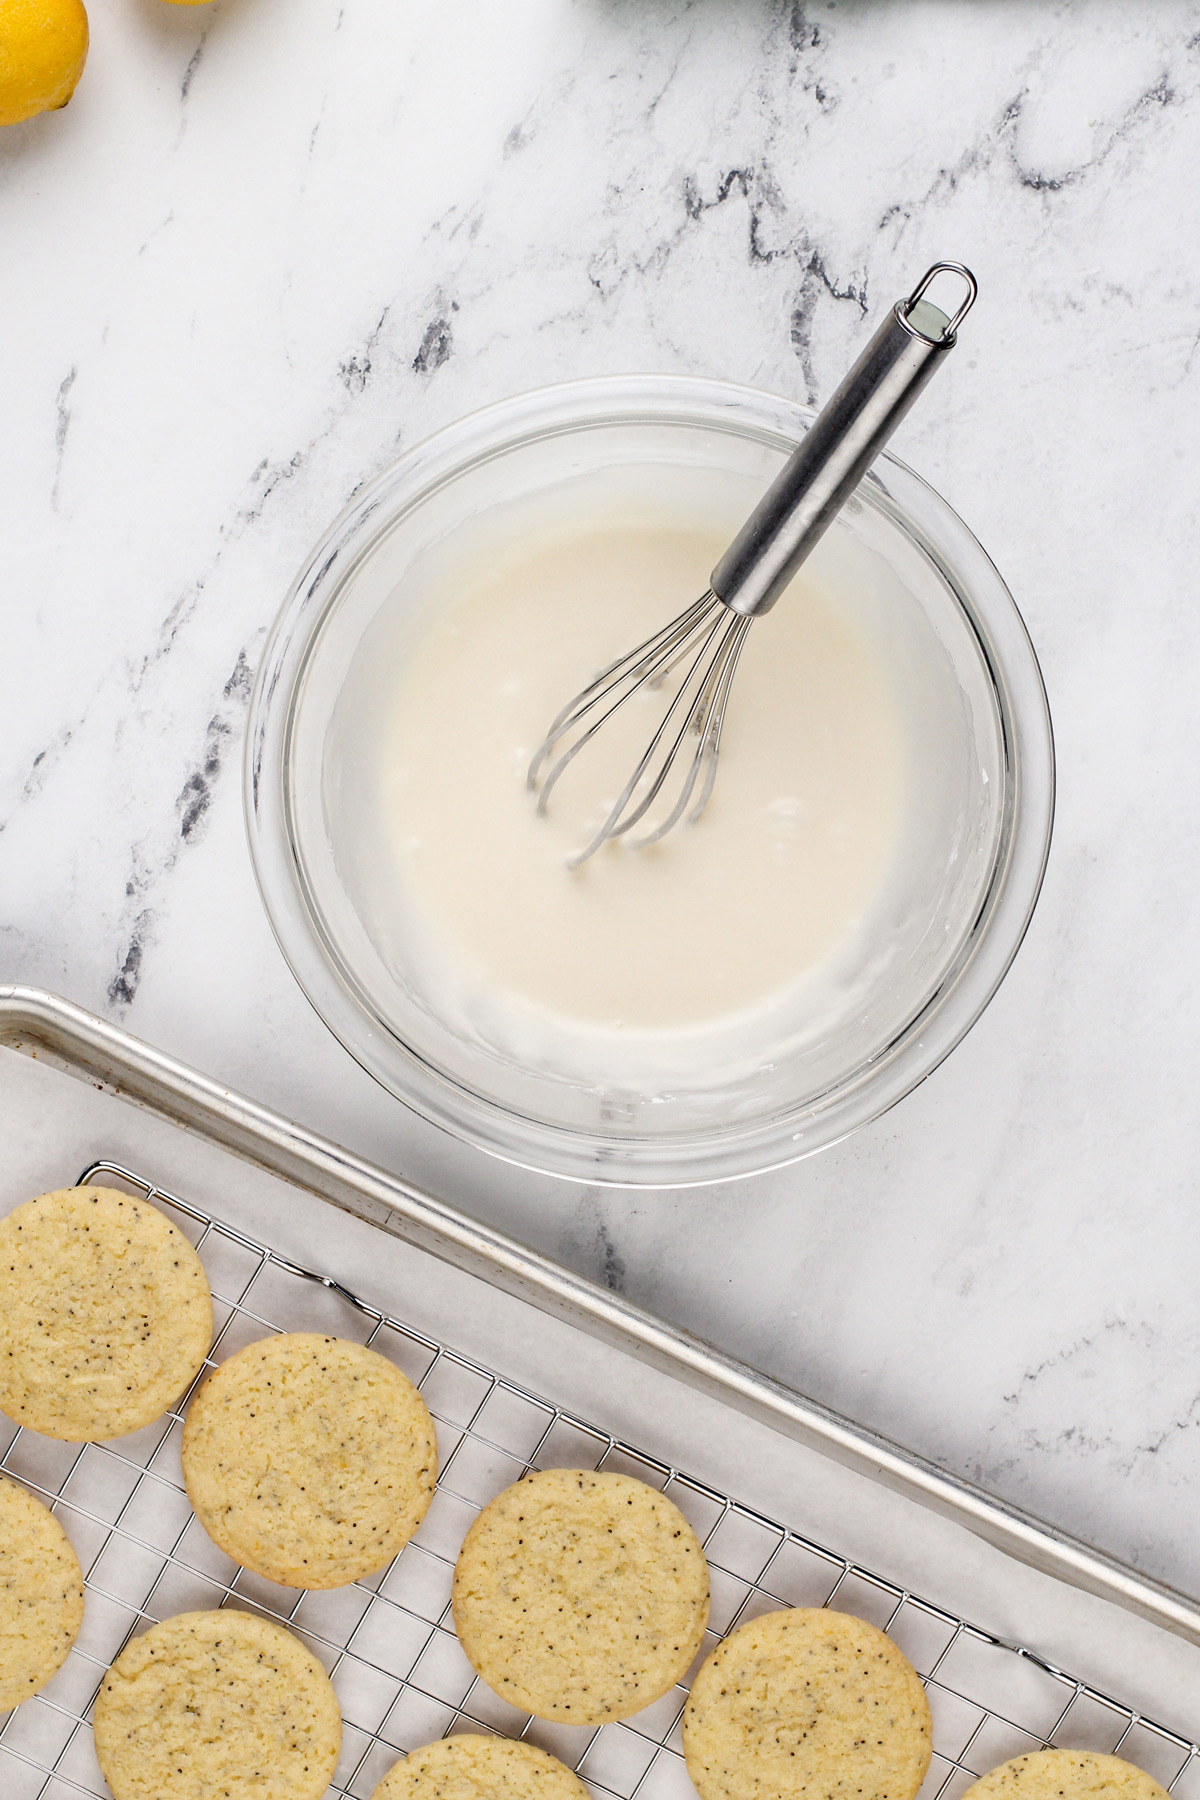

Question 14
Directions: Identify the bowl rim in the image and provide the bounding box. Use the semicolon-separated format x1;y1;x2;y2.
244;371;1055;1188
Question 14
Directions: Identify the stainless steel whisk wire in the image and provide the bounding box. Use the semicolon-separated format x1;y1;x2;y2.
527;262;977;867
527;591;752;865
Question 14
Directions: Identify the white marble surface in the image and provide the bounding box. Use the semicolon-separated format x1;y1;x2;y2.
4;0;1200;1618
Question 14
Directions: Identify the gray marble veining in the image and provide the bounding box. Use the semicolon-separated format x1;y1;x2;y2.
3;0;1200;1604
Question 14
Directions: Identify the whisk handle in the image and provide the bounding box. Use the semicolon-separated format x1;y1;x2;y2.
712;263;976;618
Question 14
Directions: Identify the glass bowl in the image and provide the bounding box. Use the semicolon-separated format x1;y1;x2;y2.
245;375;1053;1186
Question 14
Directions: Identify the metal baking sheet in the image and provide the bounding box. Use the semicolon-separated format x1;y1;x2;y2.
0;985;1196;1798
1;986;1198;1652
1;1154;1196;1800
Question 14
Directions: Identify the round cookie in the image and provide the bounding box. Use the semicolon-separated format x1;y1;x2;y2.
0;1185;213;1442
372;1733;588;1799
0;1476;85;1707
964;1753;1170;1800
682;1606;932;1800
92;1608;341;1800
452;1467;710;1723
181;1332;437;1588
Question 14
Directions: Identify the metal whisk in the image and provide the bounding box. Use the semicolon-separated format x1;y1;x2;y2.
527;262;977;866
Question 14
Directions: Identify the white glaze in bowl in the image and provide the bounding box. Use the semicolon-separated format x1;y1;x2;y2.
245;376;1054;1186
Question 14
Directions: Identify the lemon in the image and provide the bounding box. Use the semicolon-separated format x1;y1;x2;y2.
0;0;89;127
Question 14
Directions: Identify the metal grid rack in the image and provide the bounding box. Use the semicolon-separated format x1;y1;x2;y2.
1;1161;1197;1800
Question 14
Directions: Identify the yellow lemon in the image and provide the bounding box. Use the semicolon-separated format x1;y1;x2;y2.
0;0;89;127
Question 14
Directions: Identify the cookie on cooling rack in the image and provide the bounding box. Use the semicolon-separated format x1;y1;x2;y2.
452;1466;710;1724
0;1185;213;1442
372;1733;589;1799
181;1331;437;1588
0;1475;85;1708
965;1752;1171;1800
93;1608;341;1800
682;1606;932;1800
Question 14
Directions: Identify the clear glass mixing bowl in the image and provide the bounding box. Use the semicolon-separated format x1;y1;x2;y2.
245;375;1053;1186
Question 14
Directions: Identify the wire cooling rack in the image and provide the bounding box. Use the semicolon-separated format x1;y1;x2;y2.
1;1162;1197;1800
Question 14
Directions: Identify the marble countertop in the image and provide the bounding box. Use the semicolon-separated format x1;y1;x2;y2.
4;0;1200;1616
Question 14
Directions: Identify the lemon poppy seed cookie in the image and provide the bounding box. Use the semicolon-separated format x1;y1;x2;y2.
0;1186;213;1442
0;1476;85;1708
92;1608;341;1800
372;1733;589;1799
964;1753;1170;1800
683;1607;932;1800
182;1331;437;1588
452;1467;710;1724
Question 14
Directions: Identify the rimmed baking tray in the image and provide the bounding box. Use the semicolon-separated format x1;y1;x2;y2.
0;985;1197;1800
